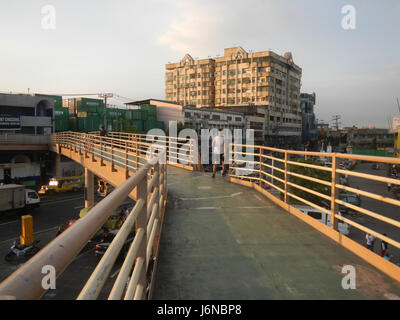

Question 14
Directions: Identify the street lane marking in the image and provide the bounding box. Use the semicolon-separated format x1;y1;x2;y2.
0;220;19;227
0;226;59;245
74;205;84;209
40;197;84;206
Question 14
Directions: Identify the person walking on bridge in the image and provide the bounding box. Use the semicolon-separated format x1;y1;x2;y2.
211;129;226;178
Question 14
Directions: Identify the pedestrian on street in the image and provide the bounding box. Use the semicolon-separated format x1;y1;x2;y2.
381;234;388;257
365;233;375;251
387;183;392;192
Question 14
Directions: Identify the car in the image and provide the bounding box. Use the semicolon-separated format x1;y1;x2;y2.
339;193;361;213
292;205;350;236
94;229;135;258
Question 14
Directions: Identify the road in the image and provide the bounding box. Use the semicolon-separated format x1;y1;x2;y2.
0;190;132;299
344;162;400;264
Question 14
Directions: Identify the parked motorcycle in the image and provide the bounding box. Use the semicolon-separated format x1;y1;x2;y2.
5;239;40;262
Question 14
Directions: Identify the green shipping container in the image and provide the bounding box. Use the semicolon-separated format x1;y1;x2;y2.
140;104;157;117
69;117;78;131
78;117;101;132
55;118;69;132
76;98;104;113
143;120;165;132
104;108;126;119
54;107;69;119
129;120;143;132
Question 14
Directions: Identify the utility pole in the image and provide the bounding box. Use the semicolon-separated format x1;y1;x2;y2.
332;115;341;130
98;93;113;130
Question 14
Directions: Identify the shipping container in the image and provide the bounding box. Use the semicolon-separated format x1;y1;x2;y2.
78;117;102;132
54;107;69;119
62;98;104;115
129;120;143;132
143;120;165;132
55;118;69;132
140;104;157;118
69;116;78;131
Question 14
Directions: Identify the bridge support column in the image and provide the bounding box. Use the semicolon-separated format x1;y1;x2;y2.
55;153;62;177
85;168;95;208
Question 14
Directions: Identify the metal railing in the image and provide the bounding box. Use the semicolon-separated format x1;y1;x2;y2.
228;143;400;281
87;131;197;170
2;133;400;299
0;132;168;300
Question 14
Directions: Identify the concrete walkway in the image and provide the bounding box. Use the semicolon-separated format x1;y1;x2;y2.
153;166;400;300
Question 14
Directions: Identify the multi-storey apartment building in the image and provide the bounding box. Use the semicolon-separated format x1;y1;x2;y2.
165;47;303;147
165;55;215;108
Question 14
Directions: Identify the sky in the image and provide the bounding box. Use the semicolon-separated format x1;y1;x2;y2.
0;0;399;128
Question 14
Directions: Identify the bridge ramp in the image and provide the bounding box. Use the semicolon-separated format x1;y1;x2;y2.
153;166;400;300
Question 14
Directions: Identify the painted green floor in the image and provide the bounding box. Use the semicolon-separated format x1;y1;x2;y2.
153;166;400;300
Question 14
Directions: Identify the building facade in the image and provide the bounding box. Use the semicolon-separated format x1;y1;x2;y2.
165;55;215;108
300;92;317;147
347;128;394;149
165;47;303;147
183;106;245;137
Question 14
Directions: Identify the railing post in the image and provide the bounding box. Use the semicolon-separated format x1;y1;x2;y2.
331;154;339;230
284;151;288;203
259;147;262;186
135;136;139;170
100;137;105;166
135;169;148;299
91;136;96;162
111;139;115;171
125;140;129;178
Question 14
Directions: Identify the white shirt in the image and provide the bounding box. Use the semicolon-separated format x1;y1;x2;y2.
213;135;224;154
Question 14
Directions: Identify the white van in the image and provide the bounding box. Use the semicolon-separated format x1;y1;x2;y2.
292;205;350;236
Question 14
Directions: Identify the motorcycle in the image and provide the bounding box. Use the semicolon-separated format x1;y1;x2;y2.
5;239;41;262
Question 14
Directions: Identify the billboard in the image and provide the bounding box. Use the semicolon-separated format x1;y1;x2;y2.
0;113;21;130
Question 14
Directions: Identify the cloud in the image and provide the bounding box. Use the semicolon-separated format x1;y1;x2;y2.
157;1;223;57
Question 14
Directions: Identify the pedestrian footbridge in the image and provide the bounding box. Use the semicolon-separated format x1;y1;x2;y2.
1;131;400;300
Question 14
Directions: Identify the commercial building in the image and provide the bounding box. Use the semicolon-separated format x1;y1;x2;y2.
300;92;317;148
165;47;303;147
0;93;58;186
347;127;394;150
126;99;184;132
182;106;245;137
0;93;56;134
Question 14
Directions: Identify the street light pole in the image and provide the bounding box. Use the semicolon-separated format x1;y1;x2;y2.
98;93;113;130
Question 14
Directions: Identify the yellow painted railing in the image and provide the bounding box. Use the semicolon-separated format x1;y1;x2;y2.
228;144;400;282
0;132;169;300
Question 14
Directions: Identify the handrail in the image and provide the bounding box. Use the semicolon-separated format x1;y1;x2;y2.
0;132;169;300
229;142;400;282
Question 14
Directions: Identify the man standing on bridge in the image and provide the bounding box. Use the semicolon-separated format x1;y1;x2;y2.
211;129;226;178
100;125;107;137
